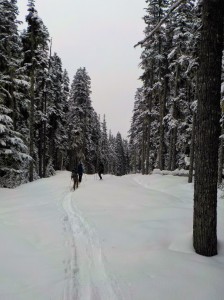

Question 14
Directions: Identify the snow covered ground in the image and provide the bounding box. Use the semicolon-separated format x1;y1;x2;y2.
0;171;224;300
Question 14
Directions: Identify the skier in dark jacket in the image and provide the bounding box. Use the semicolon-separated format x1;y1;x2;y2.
77;162;84;182
98;162;104;180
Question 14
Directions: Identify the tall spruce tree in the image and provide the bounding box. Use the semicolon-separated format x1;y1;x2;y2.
0;0;30;187
99;115;109;173
115;132;126;176
22;0;50;181
67;67;93;171
56;69;70;170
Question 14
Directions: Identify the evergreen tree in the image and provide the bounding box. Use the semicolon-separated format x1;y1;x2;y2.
22;0;50;181
46;53;65;173
67;67;94;172
129;88;144;173
108;131;117;174
99;115;109;173
0;0;30;187
0;104;30;187
115;132;126;176
56;69;70;170
131;0;199;174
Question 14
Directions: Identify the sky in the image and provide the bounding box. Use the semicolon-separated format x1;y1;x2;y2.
1;171;224;299
17;0;146;138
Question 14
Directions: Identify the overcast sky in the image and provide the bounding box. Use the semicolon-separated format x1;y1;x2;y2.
17;0;145;138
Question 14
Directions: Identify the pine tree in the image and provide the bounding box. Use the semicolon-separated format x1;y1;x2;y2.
46;53;65;173
115;132;126;176
166;0;196;171
67;67;93;171
56;69;70;170
99;115;109;173
22;0;50;180
0;0;30;187
108;131;117;174
129;88;144;173
131;0;199;174
0;103;30;187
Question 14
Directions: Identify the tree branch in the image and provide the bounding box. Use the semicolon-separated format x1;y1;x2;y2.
134;0;186;48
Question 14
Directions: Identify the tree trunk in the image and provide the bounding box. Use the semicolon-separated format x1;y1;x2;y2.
159;56;168;171
145;94;152;174
141;127;146;175
168;130;173;171
193;0;224;256
171;126;177;171
145;121;150;174
29;68;35;182
188;112;196;183
38;126;43;178
218;130;224;184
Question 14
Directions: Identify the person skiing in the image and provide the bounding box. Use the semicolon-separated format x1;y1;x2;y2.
71;168;79;190
77;162;84;183
98;162;104;180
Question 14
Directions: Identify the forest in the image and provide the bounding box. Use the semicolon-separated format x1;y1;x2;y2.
0;0;224;256
0;0;129;189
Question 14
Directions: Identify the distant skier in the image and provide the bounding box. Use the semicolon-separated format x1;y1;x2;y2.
71;169;79;190
98;162;104;180
77;162;84;183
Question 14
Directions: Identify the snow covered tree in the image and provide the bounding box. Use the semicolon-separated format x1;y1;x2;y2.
67;67;96;172
165;0;197;171
131;0;199;174
22;0;50;181
89;111;101;173
0;104;30;187
99;115;109;173
115;132;126;176
108;131;117;174
45;53;66;174
129;88;145;173
55;69;70;170
0;0;30;187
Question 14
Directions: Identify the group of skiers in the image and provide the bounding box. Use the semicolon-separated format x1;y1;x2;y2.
71;162;104;190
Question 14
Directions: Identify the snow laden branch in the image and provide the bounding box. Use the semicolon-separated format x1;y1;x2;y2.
134;0;186;48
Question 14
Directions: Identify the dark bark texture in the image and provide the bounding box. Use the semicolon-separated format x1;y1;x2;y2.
193;0;224;256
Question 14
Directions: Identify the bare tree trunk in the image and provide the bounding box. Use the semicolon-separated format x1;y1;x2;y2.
171;126;177;171
134;145;137;173
168;130;173;171
159;56;168;171
188;112;196;183
141;127;146;175
38;127;43;178
145;121;150;174
29;25;36;182
193;0;224;256
168;65;179;171
145;95;152;174
218;133;224;184
29;67;35;182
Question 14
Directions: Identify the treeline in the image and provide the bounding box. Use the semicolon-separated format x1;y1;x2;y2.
129;0;224;257
0;0;129;188
129;0;224;182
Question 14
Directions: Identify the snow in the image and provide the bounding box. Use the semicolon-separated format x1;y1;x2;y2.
0;171;224;300
0;124;6;134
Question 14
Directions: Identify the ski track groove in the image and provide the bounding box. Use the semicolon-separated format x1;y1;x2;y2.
62;190;119;300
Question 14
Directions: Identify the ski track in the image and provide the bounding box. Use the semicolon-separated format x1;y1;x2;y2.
62;190;118;300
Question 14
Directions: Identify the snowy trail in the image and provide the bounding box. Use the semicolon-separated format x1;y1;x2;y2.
1;172;224;300
62;190;118;300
